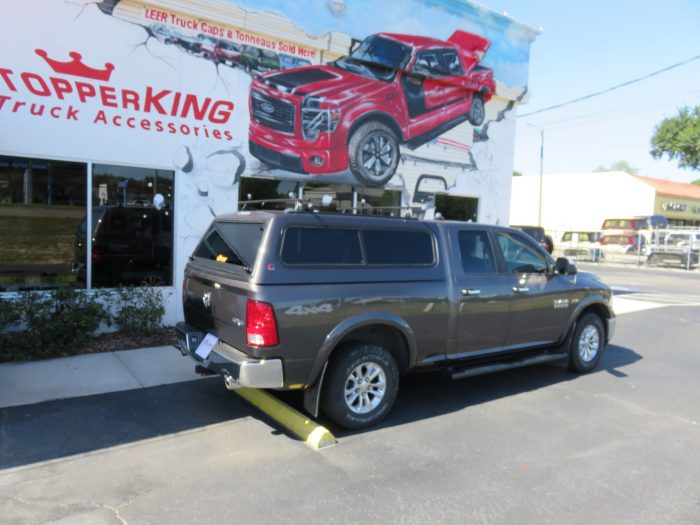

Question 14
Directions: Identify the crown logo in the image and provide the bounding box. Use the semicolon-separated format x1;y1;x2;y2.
35;49;115;82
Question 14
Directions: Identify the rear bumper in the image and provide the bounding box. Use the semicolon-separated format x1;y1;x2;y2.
175;322;284;389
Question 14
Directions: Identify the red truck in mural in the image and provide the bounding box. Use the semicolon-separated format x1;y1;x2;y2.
248;31;495;185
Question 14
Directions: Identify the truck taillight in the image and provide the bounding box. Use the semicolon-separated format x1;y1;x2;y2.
246;299;279;347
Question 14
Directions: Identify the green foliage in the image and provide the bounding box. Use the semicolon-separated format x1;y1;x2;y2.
109;286;166;334
1;288;108;361
593;160;639;175
513;170;523;177
692;179;700;186
0;285;165;362
651;105;700;171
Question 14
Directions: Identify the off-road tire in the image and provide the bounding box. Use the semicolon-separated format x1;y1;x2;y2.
321;343;399;429
568;313;605;373
348;121;400;187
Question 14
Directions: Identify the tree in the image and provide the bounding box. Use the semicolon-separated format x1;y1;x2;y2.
513;170;522;177
692;179;700;186
651;105;700;171
593;160;639;175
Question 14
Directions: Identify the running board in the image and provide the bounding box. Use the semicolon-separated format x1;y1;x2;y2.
449;352;567;380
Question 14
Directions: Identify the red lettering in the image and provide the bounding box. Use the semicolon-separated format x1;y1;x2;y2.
75;82;96;103
145;8;167;22
140;119;151;130
155;121;164;132
113;115;122;126
209;100;233;124
144;87;170;115
12;101;27;112
30;103;44;116
0;69;17;91
49;77;73;100
213;129;222;139
99;86;118;108
180;94;210;120
50;106;61;118
121;89;140;110
223;130;233;141
0;95;11;109
126;117;136;128
93;110;107;124
66;105;79;120
21;73;50;96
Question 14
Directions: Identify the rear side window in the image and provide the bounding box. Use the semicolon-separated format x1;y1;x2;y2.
281;227;363;265
458;230;496;273
363;229;434;265
194;222;264;268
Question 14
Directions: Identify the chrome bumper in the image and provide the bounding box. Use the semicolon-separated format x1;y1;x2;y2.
175;322;283;389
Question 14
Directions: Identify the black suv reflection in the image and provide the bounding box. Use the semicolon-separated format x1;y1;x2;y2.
74;205;172;287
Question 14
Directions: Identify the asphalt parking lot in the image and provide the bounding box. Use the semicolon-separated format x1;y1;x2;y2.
1;265;699;524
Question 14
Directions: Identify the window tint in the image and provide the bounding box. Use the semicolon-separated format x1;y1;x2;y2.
363;230;434;265
496;232;548;273
215;222;265;267
281;227;362;265
414;52;442;76
458;231;496;273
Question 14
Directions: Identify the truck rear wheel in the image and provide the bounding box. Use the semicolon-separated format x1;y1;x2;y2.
568;313;605;373
348;121;399;186
468;94;485;126
321;343;399;429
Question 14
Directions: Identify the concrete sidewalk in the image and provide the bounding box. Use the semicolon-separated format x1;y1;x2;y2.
0;345;201;409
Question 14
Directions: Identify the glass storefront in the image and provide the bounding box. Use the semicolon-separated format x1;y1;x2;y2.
0;155;174;292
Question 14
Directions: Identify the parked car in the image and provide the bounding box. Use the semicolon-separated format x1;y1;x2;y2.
278;53;312;70
559;231;603;262
239;45;280;72
512;225;554;254
599;233;646;255
601;218;650;232
173;34;202;54
213;40;243;66
198;34;221;60
73;205;172;287
149;24;178;45
248;30;496;186
176;211;615;429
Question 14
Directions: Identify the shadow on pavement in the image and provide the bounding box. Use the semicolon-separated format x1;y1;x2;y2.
0;377;251;470
0;345;641;468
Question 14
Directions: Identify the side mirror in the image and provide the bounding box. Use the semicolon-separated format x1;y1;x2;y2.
555;257;577;275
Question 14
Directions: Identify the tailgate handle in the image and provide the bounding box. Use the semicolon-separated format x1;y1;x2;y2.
512;286;530;294
461;288;481;296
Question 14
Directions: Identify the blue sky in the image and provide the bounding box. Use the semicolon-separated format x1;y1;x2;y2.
482;0;700;183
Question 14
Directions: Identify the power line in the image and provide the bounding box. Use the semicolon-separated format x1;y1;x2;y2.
519;53;700;118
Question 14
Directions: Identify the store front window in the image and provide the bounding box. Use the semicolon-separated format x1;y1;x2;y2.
0;156;174;292
89;165;174;287
0;156;86;292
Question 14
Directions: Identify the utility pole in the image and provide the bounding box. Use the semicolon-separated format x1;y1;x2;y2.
527;124;544;227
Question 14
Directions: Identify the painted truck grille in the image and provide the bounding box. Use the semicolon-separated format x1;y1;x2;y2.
251;91;295;133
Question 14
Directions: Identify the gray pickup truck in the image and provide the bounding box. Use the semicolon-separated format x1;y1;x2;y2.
176;211;615;429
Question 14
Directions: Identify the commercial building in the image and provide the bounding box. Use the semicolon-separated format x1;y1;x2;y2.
510;171;700;233
1;0;538;322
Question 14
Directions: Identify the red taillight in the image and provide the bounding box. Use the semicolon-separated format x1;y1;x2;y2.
92;248;102;263
246;299;279;347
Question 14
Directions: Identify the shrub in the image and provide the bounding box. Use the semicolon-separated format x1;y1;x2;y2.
110;285;165;334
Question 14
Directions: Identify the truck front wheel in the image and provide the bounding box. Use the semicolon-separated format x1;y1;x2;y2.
321;343;399;429
348;121;399;186
568;313;605;373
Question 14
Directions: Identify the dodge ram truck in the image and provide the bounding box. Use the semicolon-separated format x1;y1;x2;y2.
248;31;496;186
176;211;615;429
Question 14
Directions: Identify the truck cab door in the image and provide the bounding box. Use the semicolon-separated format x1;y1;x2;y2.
493;231;574;348
448;229;512;360
400;51;445;120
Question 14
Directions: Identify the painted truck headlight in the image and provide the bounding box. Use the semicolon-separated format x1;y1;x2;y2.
302;96;341;140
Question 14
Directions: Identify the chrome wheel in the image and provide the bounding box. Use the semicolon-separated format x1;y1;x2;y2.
359;131;397;183
578;324;600;362
344;361;387;414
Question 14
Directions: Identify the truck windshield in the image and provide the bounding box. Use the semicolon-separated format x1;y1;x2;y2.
334;35;410;82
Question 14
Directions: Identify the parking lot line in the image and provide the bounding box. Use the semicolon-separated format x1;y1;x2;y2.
233;387;336;450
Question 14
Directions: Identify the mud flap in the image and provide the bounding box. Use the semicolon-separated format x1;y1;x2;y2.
303;361;328;418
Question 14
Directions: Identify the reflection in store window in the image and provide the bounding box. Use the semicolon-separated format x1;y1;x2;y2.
0;156;86;292
85;165;175;287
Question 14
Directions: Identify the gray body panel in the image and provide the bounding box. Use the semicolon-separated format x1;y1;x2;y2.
182;212;614;389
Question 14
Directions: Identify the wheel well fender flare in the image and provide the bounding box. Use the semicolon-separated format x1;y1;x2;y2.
562;297;613;344
345;111;404;144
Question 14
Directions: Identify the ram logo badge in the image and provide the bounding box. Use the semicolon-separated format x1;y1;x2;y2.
553;298;570;309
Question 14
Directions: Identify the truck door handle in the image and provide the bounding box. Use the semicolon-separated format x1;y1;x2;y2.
512;286;530;293
461;289;481;296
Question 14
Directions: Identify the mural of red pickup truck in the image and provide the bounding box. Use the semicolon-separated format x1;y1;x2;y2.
248;31;496;186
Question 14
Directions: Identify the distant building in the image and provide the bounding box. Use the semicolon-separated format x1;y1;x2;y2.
510;172;700;231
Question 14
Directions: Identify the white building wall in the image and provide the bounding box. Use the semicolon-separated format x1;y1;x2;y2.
510;172;657;231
